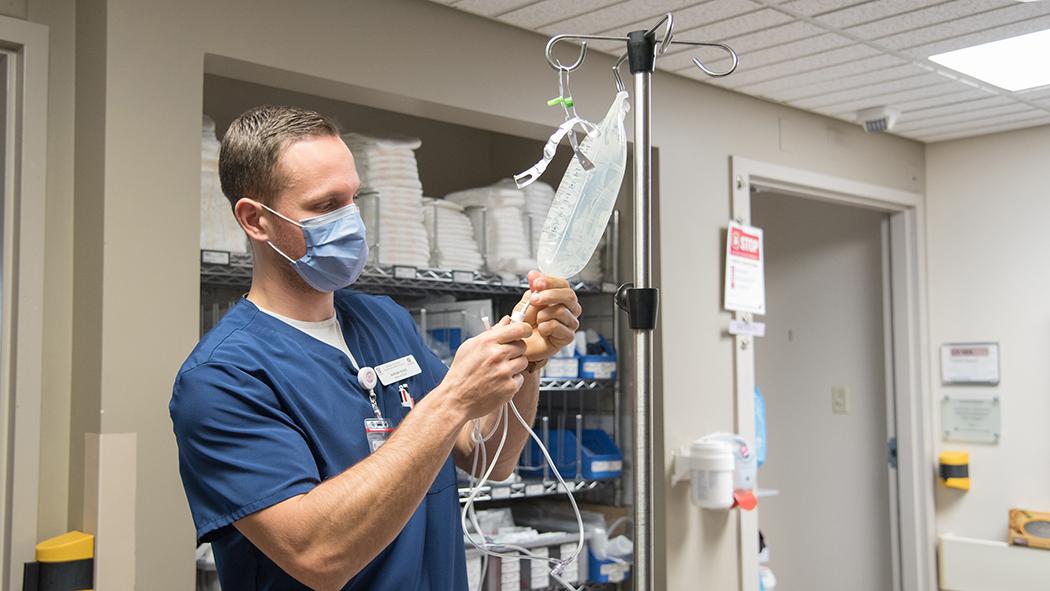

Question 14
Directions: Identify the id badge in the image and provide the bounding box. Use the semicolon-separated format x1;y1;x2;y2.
364;418;393;453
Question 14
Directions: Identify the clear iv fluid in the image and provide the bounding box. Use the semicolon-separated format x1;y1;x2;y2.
537;91;629;278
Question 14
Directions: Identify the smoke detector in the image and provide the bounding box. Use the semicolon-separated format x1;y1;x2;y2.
856;107;900;133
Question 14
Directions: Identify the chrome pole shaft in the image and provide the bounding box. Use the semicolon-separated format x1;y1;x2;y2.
632;68;654;591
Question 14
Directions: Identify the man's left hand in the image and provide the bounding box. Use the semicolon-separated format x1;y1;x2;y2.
515;271;582;363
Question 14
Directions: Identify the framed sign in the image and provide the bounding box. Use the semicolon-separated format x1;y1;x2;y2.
942;395;1001;443
940;342;1000;385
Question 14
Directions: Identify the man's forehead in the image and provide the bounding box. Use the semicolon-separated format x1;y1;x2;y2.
276;136;360;196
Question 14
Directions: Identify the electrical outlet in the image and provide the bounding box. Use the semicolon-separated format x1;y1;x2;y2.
832;386;850;415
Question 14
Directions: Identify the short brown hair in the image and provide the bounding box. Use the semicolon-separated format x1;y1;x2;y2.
218;105;340;208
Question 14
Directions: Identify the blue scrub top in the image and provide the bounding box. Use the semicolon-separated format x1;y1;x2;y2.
171;290;468;591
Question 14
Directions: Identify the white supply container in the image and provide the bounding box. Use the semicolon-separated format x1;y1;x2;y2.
688;440;735;509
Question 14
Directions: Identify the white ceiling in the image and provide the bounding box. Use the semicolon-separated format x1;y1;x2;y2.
428;0;1050;143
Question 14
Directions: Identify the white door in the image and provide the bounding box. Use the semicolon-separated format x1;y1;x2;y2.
752;191;899;591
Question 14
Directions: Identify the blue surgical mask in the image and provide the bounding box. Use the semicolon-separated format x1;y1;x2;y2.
261;201;369;292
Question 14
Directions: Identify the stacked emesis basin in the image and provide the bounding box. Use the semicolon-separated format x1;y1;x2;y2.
200;115;247;254
344;133;430;269
422;197;484;271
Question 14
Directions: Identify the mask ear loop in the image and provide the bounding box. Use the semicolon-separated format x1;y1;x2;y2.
258;201;304;263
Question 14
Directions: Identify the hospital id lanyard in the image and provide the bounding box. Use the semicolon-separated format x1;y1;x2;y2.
346;351;382;419
349;352;394;453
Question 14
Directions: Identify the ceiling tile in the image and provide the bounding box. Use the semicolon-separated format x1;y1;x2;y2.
815;0;953;29
820;81;966;115
708;44;881;88
918;113;1050;142
768;63;924;101
609;0;764;36
879;3;1050;51
430;0;1050;142
907;13;1050;58
776;0;867;17
896;103;1034;132
692;33;858;73
845;0;1008;40
738;54;905;93
1018;87;1050;102
792;72;947;109
901;95;1014;118
793;72;953;109
703;20;825;55
453;0;537;17
536;0;710;36
501;0;624;29
642;9;798;71
889;88;995;112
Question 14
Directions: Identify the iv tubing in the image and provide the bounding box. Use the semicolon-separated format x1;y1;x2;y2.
460;397;586;591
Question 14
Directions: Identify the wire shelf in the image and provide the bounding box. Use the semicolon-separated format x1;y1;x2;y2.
539;378;615;392
459;478;607;504
200;251;616;298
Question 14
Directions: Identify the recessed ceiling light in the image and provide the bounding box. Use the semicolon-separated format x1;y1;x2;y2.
928;28;1050;91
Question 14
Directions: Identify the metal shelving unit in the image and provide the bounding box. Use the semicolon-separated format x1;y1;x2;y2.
459;478;607;504
200;251;617;298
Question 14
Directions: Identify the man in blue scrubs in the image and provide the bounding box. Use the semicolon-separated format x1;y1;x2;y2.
171;106;582;590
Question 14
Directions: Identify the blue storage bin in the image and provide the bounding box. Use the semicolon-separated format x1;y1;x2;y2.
518;429;623;481
428;327;462;352
580;429;623;480
579;354;617;380
587;547;631;584
519;429;577;479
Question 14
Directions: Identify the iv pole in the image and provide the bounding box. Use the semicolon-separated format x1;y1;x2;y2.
543;14;738;591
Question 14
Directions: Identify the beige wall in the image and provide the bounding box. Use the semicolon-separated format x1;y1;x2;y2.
926;124;1050;541
22;0;925;588
753;194;891;591
25;0;74;542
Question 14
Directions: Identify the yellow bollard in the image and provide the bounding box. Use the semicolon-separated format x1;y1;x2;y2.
23;531;94;591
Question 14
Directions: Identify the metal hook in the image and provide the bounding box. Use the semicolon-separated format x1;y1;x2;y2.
545;33;630;72
669;39;739;77
646;13;675;56
613;53;628;93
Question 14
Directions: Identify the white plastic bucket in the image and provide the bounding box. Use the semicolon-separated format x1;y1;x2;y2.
689;440;735;509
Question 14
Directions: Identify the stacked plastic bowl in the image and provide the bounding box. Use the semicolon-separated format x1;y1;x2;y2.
444;184;536;278
344;133;431;269
200;115;247;253
422;197;484;271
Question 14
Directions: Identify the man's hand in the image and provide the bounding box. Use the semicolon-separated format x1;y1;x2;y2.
442;317;532;419
516;271;582;363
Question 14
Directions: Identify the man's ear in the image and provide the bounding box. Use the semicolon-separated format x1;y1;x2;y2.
234;198;270;242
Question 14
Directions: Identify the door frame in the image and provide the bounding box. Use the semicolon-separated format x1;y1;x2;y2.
730;157;935;591
0;14;49;590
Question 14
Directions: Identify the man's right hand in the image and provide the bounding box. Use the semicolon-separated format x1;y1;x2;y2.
442;316;532;420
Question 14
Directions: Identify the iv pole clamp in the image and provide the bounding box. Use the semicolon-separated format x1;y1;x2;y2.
542;14;737;591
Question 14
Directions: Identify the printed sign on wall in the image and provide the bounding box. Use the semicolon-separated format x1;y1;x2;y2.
941;342;1000;385
724;222;766;315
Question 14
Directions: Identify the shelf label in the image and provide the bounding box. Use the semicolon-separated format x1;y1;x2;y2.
525;483;545;497
201;250;230;265
452;271;474;284
393;266;417;279
491;486;511;500
591;460;622;473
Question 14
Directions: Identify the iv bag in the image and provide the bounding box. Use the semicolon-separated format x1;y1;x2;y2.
537;91;629;278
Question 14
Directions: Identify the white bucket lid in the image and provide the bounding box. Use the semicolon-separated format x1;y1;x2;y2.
689;440;735;471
